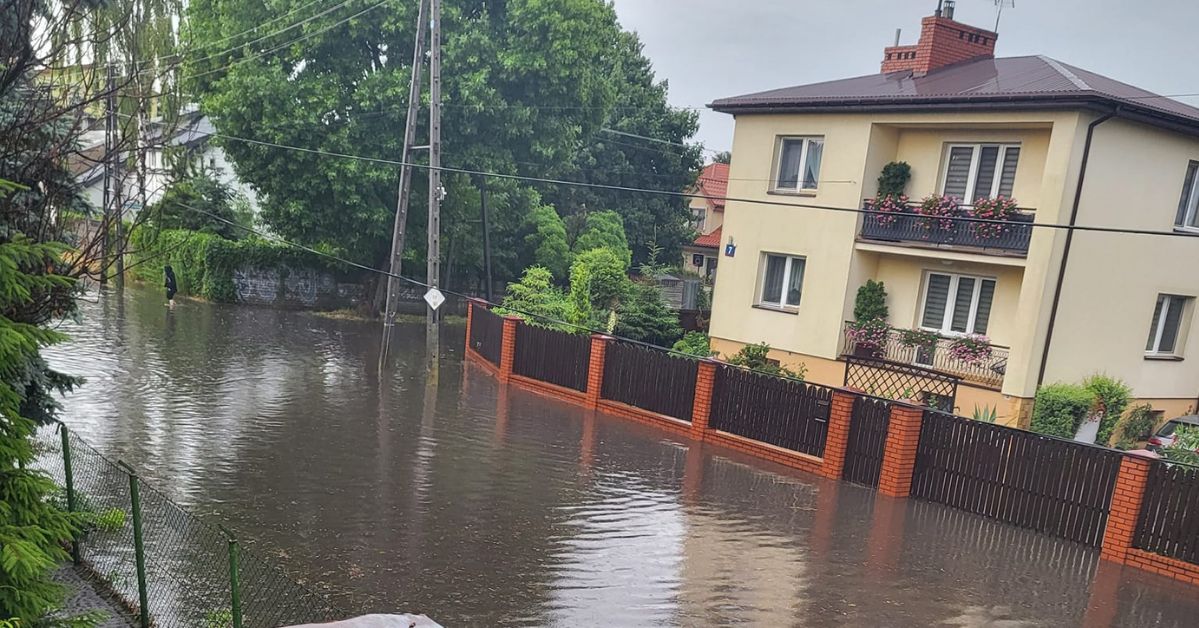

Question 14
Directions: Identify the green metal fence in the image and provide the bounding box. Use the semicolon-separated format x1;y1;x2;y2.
37;424;346;627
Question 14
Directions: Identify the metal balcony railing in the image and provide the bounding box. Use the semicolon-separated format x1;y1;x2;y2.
841;321;1009;389
858;201;1035;255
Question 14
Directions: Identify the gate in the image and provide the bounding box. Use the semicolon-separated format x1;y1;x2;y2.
843;396;891;487
844;355;959;412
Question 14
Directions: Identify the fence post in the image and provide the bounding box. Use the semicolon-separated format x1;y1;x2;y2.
464;299;476;355
498;316;520;383
226;534;244;628
877;404;924;498
584;335;610;409
821;391;857;480
59;424;81;565
1099;455;1151;565
690;359;719;442
120;461;151;628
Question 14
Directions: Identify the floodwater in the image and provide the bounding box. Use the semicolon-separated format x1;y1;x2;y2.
44;287;1199;627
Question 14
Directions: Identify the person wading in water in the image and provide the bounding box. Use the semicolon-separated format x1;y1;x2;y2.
164;265;178;309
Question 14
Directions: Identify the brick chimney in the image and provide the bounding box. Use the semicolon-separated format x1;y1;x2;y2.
881;5;998;76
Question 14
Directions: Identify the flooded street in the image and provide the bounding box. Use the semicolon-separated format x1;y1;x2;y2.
45;287;1199;626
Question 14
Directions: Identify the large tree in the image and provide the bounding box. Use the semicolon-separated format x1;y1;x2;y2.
184;0;700;296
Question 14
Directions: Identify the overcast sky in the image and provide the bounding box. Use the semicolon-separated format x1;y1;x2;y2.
610;0;1199;152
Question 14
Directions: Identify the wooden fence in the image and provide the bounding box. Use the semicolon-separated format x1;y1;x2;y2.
512;323;591;392
1134;461;1199;564
911;411;1123;548
708;366;831;458
843;397;891;488
601;342;697;421
468;305;504;366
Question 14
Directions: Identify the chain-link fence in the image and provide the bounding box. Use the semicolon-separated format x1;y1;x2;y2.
36;424;347;627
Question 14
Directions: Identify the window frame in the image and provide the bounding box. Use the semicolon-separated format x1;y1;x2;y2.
940;142;1021;204
755;252;807;311
1176;162;1199;232
770;136;824;194
918;271;997;336
1146;293;1193;358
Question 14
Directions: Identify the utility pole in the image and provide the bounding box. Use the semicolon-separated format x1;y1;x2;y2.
100;62;115;286
378;0;430;368
479;177;494;303
426;0;444;367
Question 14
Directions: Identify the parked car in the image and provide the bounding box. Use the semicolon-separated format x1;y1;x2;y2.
1146;415;1199;452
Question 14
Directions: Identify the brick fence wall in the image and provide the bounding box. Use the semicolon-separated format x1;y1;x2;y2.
463;301;1199;590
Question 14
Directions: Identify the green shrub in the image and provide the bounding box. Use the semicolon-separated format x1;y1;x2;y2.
1118;404;1159;442
876;161;912;198
854;280;888;322
1030;383;1095;438
672;331;715;358
1084;374;1132;446
725;342;807;380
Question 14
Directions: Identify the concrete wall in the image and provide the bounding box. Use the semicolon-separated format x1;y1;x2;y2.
232;266;364;309
1042;117;1199;404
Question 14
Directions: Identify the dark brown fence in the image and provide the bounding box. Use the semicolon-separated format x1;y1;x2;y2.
513;323;591;392
1134;461;1199;565
601;342;698;421
709;366;832;457
843;397;891;487
469;306;504;366
911;410;1123;547
844;355;958;412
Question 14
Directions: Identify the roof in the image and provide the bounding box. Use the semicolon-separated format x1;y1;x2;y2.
710;55;1199;135
693;225;722;249
694;162;729;210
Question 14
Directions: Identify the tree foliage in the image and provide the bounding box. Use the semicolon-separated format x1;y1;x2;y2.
498;266;573;330
854;279;888;322
147;169;248;240
613;281;681;347
724;342;806;380
185;0;701;294
572;210;631;267
570;246;628;312
523;205;572;280
672;331;714;358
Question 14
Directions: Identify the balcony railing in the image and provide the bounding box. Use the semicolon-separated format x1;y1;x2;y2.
858;200;1035;255
841;321;1009;389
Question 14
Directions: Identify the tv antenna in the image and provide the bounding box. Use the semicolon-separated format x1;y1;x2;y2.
993;0;1015;32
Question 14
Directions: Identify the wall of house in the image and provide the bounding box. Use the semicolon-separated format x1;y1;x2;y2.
1042;117;1199;406
894;126;1051;206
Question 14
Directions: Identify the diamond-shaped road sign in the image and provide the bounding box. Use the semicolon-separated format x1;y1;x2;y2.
423;288;446;311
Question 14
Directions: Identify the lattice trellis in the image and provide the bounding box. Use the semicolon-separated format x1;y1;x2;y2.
843;356;959;412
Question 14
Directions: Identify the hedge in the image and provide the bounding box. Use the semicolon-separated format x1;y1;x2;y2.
129;227;353;303
1030;383;1095;439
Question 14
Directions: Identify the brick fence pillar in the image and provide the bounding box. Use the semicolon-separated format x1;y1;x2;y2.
584;335;611;409
498;316;520;383
1099;455;1151;564
690;359;719;442
878;403;924;498
821;391;857;480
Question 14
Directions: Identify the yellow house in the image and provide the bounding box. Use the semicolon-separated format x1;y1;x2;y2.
706;9;1199;427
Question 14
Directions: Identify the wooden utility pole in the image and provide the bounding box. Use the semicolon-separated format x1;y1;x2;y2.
100;62;115;286
379;0;430;368
479;177;494;303
426;0;443;366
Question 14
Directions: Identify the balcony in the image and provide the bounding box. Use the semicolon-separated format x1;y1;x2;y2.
858;200;1035;256
840;321;1009;389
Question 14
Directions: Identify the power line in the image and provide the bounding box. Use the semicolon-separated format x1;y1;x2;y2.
144;122;1199;241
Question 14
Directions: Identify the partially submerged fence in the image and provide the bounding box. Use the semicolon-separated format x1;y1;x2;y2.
469;305;504;366
911;411;1123;548
513;322;591;392
464;302;1199;588
709;366;831;457
39;425;344;627
601;341;697;421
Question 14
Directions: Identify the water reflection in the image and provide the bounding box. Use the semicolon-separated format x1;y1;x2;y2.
42;287;1199;627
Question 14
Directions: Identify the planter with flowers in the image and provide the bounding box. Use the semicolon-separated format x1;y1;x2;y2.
898;328;940;365
867;194;909;228
948;333;993;366
917;194;960;234
846;318;891;358
969;196;1019;239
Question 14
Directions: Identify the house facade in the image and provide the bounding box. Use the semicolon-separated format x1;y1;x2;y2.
706;10;1199;427
681;162;729;280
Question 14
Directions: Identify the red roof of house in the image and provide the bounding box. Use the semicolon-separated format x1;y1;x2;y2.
695;163;729;210
693;225;722;249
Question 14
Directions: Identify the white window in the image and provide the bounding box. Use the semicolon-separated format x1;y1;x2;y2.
941;143;1021;203
1146;294;1192;356
757;253;806;309
920;272;995;335
772;136;824;192
1176;162;1199;231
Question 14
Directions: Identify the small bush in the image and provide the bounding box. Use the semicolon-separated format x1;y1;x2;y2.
1117;404;1159;442
877;161;912;198
1030;383;1095;438
1084;374;1132;446
725;342;807;380
853;279;888;322
672;331;715;358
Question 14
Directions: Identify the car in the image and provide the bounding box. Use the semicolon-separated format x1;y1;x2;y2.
1146;415;1199;452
